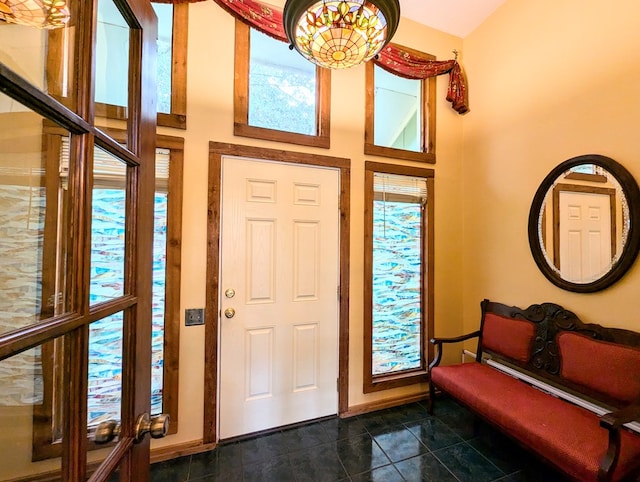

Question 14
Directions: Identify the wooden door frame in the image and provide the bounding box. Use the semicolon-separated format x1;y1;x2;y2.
203;141;350;444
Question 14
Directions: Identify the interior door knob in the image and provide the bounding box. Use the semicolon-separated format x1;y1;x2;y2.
94;414;170;444
134;413;170;443
94;420;120;444
224;308;236;318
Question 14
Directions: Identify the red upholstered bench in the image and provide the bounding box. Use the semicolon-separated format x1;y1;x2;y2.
428;299;640;482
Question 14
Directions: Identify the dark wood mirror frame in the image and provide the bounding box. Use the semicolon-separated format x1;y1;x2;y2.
528;154;640;292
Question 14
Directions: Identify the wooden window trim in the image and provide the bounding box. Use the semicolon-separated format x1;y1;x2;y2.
364;48;436;163
233;20;331;149
52;3;189;129
31;131;184;461
363;161;434;393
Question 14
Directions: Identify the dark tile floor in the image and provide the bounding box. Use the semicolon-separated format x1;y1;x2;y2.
149;397;570;482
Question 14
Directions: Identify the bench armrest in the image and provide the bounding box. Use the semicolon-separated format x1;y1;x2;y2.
600;403;640;430
597;402;640;481
428;330;481;369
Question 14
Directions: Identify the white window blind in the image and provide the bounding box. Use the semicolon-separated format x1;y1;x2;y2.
373;172;427;203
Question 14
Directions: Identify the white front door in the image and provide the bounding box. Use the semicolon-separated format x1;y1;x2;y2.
218;156;340;439
559;191;612;282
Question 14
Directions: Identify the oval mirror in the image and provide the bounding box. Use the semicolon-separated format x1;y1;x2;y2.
528;154;640;292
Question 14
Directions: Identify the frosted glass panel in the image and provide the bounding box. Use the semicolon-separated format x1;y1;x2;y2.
88;149;169;414
88;313;123;425
371;200;422;374
90;146;127;305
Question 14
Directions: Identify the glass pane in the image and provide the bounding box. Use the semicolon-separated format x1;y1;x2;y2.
90;146;127;305
0;25;47;89
88;312;124;425
153;2;173;115
151;148;169;415
249;28;316;136
95;0;130;112
0;341;61;480
0;3;76;105
372;198;422;375
0;92;71;335
374;65;422;152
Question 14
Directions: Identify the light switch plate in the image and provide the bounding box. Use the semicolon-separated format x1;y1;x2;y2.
185;308;205;326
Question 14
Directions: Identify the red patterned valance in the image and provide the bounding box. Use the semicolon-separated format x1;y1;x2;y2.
170;0;469;113
374;45;468;114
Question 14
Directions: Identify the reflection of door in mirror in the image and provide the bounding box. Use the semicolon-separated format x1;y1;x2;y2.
553;184;616;282
529;155;640;292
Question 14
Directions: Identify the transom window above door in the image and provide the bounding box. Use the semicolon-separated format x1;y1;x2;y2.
365;47;436;163
233;20;331;149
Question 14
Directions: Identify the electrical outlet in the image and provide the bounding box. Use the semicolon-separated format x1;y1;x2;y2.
185;308;205;326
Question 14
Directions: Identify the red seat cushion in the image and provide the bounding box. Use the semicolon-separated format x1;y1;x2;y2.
558;332;640;404
481;313;536;363
431;363;640;481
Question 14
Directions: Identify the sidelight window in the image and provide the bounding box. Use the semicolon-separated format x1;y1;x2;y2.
364;162;434;392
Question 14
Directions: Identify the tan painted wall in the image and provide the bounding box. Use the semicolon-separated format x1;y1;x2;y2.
15;0;640;473
153;1;465;450
461;0;640;336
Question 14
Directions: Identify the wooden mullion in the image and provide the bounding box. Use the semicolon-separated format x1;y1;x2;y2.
0;65;91;134
62;326;89;481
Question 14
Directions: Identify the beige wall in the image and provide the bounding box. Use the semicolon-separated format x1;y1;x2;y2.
461;0;640;335
153;1;465;450
9;0;640;474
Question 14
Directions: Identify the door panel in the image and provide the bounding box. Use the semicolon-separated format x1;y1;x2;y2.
559;191;612;282
219;157;340;439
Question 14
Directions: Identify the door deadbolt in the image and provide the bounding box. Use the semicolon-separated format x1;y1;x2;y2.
225;288;236;298
224;307;236;318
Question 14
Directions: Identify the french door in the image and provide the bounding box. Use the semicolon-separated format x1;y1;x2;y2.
0;0;157;478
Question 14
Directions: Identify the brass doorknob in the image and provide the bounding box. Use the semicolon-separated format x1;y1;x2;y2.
95;414;170;444
94;420;120;444
224;308;235;318
135;413;170;442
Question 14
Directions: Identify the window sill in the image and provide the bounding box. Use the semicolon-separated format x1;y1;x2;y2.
365;143;435;164
363;369;429;394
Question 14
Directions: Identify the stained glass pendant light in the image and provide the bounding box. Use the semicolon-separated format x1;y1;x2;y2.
0;0;69;28
284;0;400;69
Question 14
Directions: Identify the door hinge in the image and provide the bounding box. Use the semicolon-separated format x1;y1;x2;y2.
337;378;339;391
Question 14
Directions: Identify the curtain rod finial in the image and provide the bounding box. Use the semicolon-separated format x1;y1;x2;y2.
452;49;459;61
